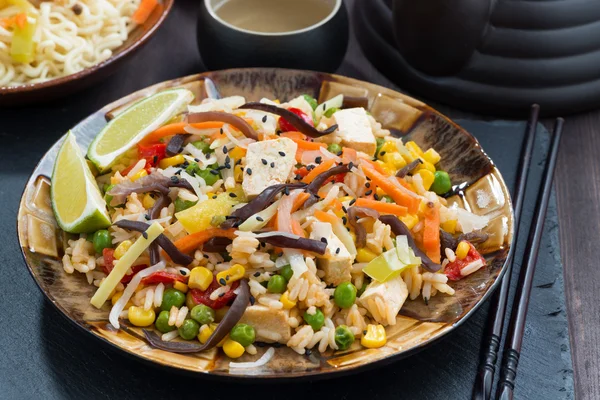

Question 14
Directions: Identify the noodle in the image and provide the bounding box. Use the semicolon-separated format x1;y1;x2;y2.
0;0;141;87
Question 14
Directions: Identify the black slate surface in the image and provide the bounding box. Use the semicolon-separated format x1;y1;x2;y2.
0;1;573;398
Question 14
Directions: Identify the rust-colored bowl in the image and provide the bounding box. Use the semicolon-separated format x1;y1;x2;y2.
0;0;174;107
17;68;514;379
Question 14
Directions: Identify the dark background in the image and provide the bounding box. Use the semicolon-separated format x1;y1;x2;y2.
1;0;590;398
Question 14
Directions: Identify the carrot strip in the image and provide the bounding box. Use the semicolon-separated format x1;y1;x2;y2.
422;202;441;263
15;13;27;29
361;158;389;176
132;0;158;24
173;228;236;254
361;164;420;214
293;140;326;151
314;210;338;224
291;192;310;212
280;131;306;141
141;121;225;145
301;159;335;184
291;218;306;237
341;147;357;165
355;198;408;216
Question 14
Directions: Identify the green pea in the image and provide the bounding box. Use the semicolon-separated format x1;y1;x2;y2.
161;288;186;311
334;282;357;308
302;94;318;110
190;304;215;325
178;319;200;340
174;197;197;213
303;309;325;331
356;282;368;297
430;171;452;195
267;275;286;294
279;264;293;282
382;195;394;203
327;143;343;155
195;167;220;186
155;310;175;333
92;230;112;254
229;323;256;347
324;107;339;118
375;137;385;157
185;162;201;176
191;140;213;154
334;325;355;350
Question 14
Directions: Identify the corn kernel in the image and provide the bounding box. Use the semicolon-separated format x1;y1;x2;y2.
418;161;436;173
158;154;185;169
375;160;394;176
229;146;247;160
280;291;297;309
416;169;435;191
456;241;470;260
441;220;457;234
130;169;148;182
382;152;407;170
216;264;246;286
361;324;387;348
142;193;156;209
380;141;398;154
223;339;245;358
423;148;441;165
356;248;377;263
234;165;244;183
375;188;386;198
400;214;419;230
188;267;213;291
128;306;155;327
114;240;132;260
405;141;425;157
198;323;217;344
173;281;188;293
338;196;353;204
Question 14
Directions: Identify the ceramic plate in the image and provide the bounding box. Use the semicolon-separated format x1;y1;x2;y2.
17;68;513;379
0;0;174;106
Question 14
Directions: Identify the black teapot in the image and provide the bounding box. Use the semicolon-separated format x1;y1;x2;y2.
354;0;600;116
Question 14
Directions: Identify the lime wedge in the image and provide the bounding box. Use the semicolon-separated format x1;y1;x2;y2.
51;132;111;233
87;89;194;172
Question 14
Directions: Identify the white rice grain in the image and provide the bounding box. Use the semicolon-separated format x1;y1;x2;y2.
445;248;457;262
175;306;188;327
144;288;154;311
168;306;179;326
162;330;180;342
461;259;485;276
154;283;165;308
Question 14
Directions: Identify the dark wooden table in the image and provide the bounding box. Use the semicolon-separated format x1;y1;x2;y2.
1;1;596;398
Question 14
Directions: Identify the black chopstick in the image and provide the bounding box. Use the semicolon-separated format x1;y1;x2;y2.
472;104;540;400
495;118;564;400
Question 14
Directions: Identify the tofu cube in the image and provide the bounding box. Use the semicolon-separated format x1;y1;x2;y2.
333;108;377;156
309;221;353;286
358;276;408;326
242;138;298;198
239;305;291;343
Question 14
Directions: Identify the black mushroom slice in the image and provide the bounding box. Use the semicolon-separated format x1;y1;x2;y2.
256;234;327;255
439;229;458;255
166;134;190;157
439;229;489;258
459;230;489;244
304;164;350;207
379;215;442;272
220;183;307;229
342;96;369;109
347;206;380;248
143;279;250;353
113;220;193;266
202;237;233;253
187;111;258;141
239;102;338;138
107;175;194;205
396;159;423;178
147;193;169;265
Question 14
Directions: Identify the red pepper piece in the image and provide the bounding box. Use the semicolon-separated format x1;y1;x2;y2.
190;278;239;309
279;107;313;132
140;270;187;285
101;248;148;284
294;166;310;178
120;143;167;175
444;242;486;281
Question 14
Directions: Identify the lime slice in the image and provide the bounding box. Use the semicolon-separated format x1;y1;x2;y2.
51;132;111;233
87;89;194;172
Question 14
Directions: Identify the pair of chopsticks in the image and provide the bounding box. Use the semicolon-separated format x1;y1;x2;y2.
472;105;564;400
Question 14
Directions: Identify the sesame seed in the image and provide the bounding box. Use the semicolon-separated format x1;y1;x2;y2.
336;247;340;254
225;155;231;164
174;170;182;175
250;295;256;305
229;193;237;198
170;176;179;183
380;151;386;156
247;168;253;175
212;195;217;199
374;194;379;200
279;151;286;156
365;182;371;188
144;214;150;220
307;165;315;171
342;206;347;213
235;159;242;165
262;115;267;123
256;216;264;221
210;169;219;175
153;155;158;164
218;293;225;298
219;278;226;285
348;162;354;170
142;231;148;239
337;151;343;156
363;330;367;335
262;159;268;165
220;128;224;134
349;199;356;206
315;156;322;164
223;145;228;153
342;216;347;225
194;158;200;162
284;186;290;196
270;162;275;168
295;174;302;180
253;272;261;277
320;237;328;244
180;270;187;276
365;190;373;195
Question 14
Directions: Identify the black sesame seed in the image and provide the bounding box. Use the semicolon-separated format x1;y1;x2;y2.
225;155;231;164
349;198;356;206
153;155;158;164
315;156;322;164
204;254;209;258
174;170;182;175
142;231;148;239
348;162;354;170
342;206;347;213
320;237;328;244
256;216;264;222
235;159;242;165
219;278;226;285
217;165;228;171
342;216;347;225
218;293;225;298
363;330;367;335
210;169;219;175
180;270;187;276
223;145;228;153
365;190;373;196
226;275;230;281
307;165;315;171
305;349;312;356
380;151;386;156
194;158;200;162
212;195;217;199
322;104;327;110
250;295;256;305
220;128;224;134
295;174;302;180
144;214;150;220
270;162;275;168
262;115;267;123
336;247;341;254
170;176;179;183
247;168;252;175
337;151;343;156
262;159;268;165
229;192;237;198
224;163;231;169
365;182;371;188
253;272;261;277
374;194;380;200
283;186;290;195
279;151;286;157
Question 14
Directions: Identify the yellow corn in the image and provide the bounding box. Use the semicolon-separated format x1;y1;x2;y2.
456;241;470;260
375;188;386;198
280;291;297;309
142;193;156;209
338;196;354;204
400;214;419;230
356;248;377;263
128;306;155;327
405;141;425;157
198;323;217;344
158;154;185;169
234;165;244;183
441;219;457;234
423;148;441;165
188;267;213;291
229;146;247;160
130;169;148;182
418;160;436;173
416;169;435;191
217;264;245;286
380;141;398;153
173;281;188;293
113;240;132;260
111;291;133;308
333;208;345;218
361;324;387;348
375;160;395;176
382;152;407;170
223;339;245;358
